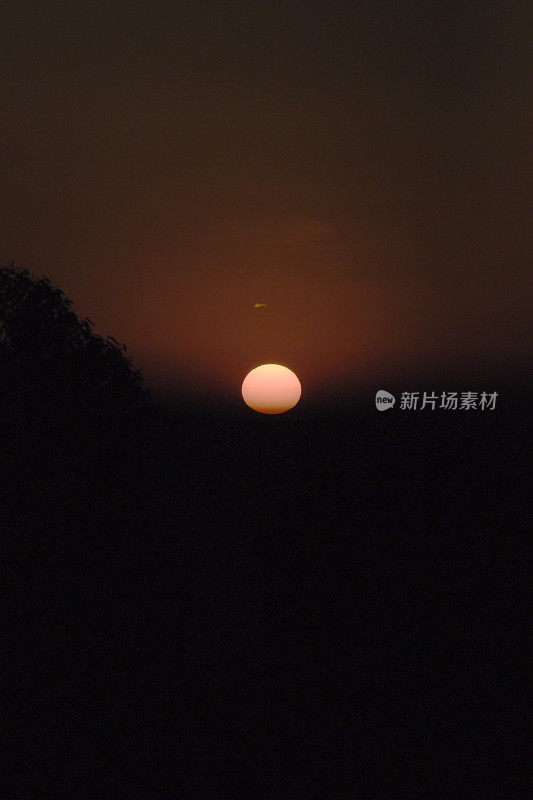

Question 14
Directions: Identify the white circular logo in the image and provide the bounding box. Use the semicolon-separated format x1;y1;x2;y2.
375;390;395;410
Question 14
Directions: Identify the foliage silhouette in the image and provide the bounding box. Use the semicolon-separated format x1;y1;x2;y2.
0;264;149;414
1;265;168;694
0;264;153;522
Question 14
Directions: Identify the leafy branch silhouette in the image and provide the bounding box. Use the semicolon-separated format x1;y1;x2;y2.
0;264;154;518
0;263;150;414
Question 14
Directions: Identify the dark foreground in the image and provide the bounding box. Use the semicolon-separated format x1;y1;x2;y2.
4;393;528;796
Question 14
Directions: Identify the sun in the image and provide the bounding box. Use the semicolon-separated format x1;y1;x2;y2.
241;364;302;414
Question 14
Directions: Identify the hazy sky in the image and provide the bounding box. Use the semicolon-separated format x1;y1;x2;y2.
1;1;531;406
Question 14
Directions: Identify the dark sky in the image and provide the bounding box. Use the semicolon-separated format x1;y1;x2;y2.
1;0;531;407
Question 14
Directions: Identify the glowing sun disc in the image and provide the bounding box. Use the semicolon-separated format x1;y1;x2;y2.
242;364;302;414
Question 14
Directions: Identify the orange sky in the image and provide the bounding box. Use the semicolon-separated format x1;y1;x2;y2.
1;1;531;408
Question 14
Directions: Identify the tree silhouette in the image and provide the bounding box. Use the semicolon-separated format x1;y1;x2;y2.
0;264;149;415
1;266;160;692
0;264;152;520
